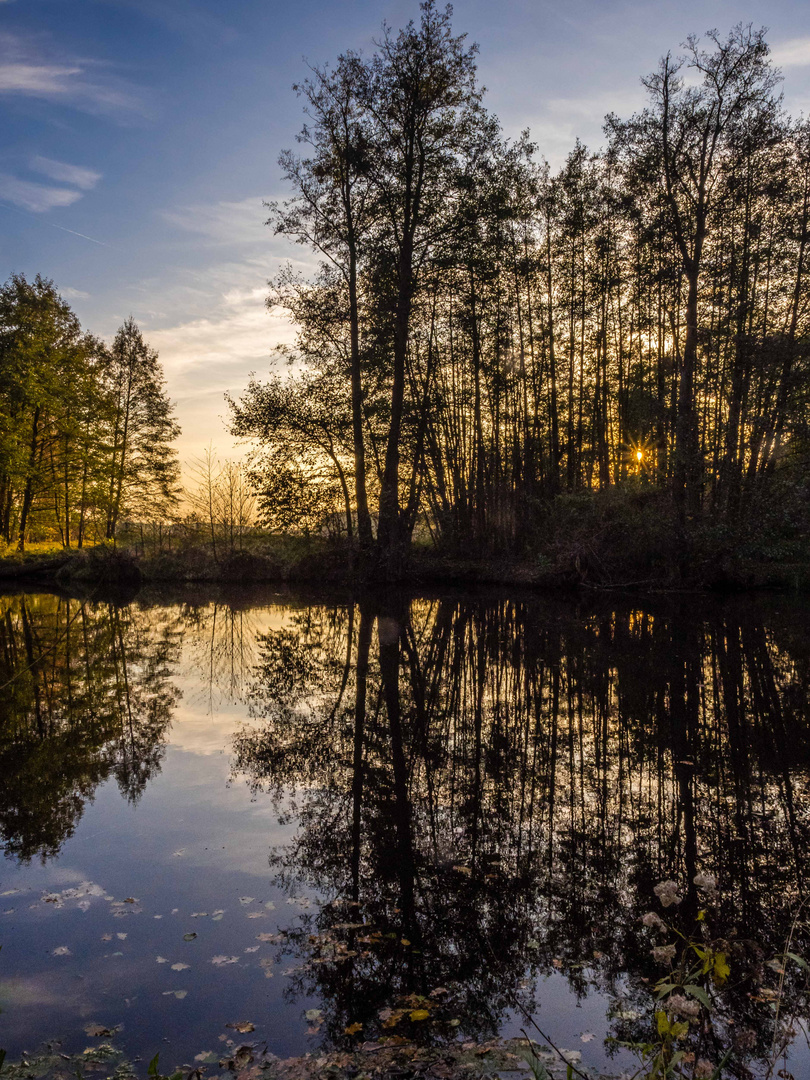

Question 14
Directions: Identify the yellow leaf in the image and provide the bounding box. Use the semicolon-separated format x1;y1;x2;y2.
656;1010;670;1037
400;938;411;946
344;1022;363;1035
712;951;730;986
410;1009;430;1022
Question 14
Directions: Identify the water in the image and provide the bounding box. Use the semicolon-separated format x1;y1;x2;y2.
1;586;809;1077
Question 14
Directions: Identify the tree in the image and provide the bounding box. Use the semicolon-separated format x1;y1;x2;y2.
608;25;782;522
102;317;181;540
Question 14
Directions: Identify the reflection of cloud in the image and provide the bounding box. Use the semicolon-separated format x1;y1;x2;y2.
0;32;149;119
772;38;810;68
0;173;82;211
32;156;101;190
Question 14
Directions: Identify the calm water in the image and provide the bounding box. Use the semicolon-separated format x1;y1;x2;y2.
1;587;809;1076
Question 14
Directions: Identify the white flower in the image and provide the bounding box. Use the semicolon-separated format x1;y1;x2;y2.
693;872;718;894
653;881;682;907
666;993;701;1019
642;911;667;931
651;944;677;964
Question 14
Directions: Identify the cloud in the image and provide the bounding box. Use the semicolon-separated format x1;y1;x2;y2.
0;32;150;119
31;156;101;190
0;173;82;212
771;38;810;69
162;197;276;248
60;286;91;300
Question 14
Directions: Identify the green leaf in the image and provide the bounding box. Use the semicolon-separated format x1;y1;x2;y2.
148;1054;160;1077
656;1010;670;1037
655;982;677;999
683;984;711;1009
786;950;810;972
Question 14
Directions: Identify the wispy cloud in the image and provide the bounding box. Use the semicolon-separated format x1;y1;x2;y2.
60;286;91;301
771;38;810;69
31;156;101;190
0;173;82;212
0;32;150;119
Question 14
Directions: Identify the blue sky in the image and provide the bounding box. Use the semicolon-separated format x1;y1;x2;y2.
2;0;809;469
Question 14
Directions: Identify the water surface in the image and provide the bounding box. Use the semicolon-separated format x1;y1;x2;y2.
1;587;809;1076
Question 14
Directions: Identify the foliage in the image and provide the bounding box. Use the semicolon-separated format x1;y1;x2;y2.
0;276;180;551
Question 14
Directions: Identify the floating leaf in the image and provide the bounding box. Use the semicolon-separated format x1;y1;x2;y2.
581;1033;595;1043
116;933;127;940
183;933;197;941
244;946;260;953
156;956;168;963
162;990;188;999
190;912;208;918
171;963;190;971
226;1022;255;1034
85;1024;113;1037
101;934;113;942
305;1009;323;1022
238;898;255;906
212;955;239;966
264;901;275;910
53;946;71;956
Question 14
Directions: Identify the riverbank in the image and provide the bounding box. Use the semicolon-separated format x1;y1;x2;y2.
0;1036;603;1080
1;538;808;597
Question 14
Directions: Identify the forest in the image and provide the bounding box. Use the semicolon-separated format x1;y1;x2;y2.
0;274;180;551
230;5;810;583
2;3;809;587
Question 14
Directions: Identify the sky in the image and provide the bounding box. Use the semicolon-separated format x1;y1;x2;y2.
2;0;810;474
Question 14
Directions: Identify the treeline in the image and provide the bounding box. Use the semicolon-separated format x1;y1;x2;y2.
0;273;180;551
229;4;810;578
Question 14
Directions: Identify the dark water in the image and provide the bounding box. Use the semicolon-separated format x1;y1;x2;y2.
1;587;810;1077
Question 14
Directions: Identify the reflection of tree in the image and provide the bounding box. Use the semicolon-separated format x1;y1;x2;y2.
233;596;810;1067
0;593;181;862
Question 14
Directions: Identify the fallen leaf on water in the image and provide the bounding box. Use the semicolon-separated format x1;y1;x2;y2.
212;955;239;966
305;1009;323;1022
581;1033;596;1042
84;1024;113;1037
156;957;168;963
225;1022;255;1033
53;946;71;956
239;897;255;906
194;1052;218;1063
172;850;185;857
264;901;275;910
345;1023;363;1035
191;912;208;918
246;913;266;919
183;933;197;941
162;990;188;1000
116;933;127;940
244;946;260;953
410;1010;430;1022
101;934;113;942
171;963;190;971
212;913;224;921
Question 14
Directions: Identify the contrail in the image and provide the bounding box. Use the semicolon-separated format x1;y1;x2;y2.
0;200;119;249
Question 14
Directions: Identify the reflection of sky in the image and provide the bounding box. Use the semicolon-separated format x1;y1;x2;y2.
2;0;810;472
